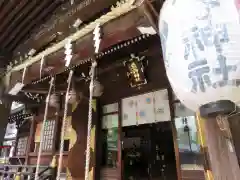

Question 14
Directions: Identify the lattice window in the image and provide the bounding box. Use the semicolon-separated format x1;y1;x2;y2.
42;120;56;152
16;137;28;156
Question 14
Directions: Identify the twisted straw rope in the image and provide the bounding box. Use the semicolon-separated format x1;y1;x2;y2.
34;77;54;180
56;70;74;180
84;61;97;180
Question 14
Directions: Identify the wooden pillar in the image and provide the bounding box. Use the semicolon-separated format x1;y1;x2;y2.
67;98;88;180
25;116;36;165
89;98;99;180
67;98;99;180
118;101;122;180
0;102;12;145
198;114;240;179
196;113;213;180
228;115;240;162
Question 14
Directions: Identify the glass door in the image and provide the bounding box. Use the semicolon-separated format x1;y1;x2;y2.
100;103;119;179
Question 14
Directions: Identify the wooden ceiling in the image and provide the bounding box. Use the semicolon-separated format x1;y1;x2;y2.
0;0;67;70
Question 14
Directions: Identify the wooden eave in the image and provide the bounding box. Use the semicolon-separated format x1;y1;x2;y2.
11;0;120;61
0;0;67;70
2;93;40;105
8;0;158;93
22;34;159;94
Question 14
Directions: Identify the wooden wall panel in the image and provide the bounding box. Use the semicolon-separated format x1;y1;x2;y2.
99;47;169;105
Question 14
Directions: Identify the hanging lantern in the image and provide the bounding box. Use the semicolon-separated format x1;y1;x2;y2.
93;80;104;97
159;0;240;115
49;93;60;108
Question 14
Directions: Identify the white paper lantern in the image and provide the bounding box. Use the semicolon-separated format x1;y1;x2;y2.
159;0;240;112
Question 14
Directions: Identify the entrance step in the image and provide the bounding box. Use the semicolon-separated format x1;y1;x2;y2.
101;168;118;180
181;170;205;180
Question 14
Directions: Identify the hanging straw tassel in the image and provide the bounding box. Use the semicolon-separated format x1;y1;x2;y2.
56;70;74;180
34;77;55;180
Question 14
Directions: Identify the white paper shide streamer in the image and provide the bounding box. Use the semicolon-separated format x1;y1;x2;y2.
65;39;73;67
84;24;102;180
93;23;101;54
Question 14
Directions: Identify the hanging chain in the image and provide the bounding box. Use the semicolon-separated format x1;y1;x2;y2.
84;61;97;180
56;70;74;180
34;77;55;180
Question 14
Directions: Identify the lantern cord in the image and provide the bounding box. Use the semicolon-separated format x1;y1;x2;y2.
84;61;97;180
56;70;74;180
34;77;55;180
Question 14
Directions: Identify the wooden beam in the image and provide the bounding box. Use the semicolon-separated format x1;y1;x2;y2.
0;1;6;10
3;1;56;49
8;5;149;89
0;1;38;44
7;0;138;74
139;1;158;31
0;0;17;23
6;1;62;51
0;0;29;36
12;0;119;60
2;94;39;105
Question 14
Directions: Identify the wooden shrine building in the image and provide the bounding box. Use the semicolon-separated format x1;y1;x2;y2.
1;0;240;180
